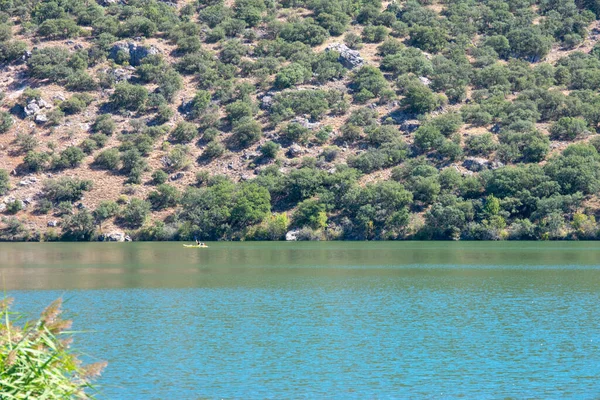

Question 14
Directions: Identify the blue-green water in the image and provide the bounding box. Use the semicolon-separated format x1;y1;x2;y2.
3;242;600;398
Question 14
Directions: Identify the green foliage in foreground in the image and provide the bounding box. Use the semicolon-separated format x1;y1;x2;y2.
0;298;105;399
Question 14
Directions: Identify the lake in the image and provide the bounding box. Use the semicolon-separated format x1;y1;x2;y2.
2;242;600;398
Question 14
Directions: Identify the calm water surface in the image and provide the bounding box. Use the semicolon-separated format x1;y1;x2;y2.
1;242;600;399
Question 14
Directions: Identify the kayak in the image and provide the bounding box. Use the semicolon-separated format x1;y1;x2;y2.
183;244;209;248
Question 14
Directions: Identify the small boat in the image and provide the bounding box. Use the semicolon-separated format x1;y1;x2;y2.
183;244;209;248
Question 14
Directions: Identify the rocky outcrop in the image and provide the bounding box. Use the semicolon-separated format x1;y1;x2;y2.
463;158;505;172
291;116;320;130
326;43;364;69
287;143;304;158
34;113;48;124
22;97;52;122
260;92;274;109
99;231;131;242
109;42;160;66
170;172;185;181
285;229;300;241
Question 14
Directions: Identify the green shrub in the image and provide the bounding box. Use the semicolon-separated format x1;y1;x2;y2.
0;111;13;133
0;40;27;63
351;66;388;98
56;201;73;216
92;114;116;135
409;25;447;53
23;151;51;172
274;63;311;89
0;169;9;195
93;200;120;227
402;83;443;114
42;177;92;203
5;199;23;214
466;133;497;156
549;117;589;141
147;184;180;210
232;118;262;147
60;93;94;115
79;138;99;155
0;298;105;398
170;121;198;143
38;18;81;39
93;148;121;170
282;122;311;144
110;83;148;111
13;133;38;154
120;198;150;228
202;141;225;159
52;146;85;169
362;25;389;43
61;210;96;241
65;71;98;91
260;141;280;159
293;199;327;229
35;198;53;214
151;169;168;185
226;100;255;124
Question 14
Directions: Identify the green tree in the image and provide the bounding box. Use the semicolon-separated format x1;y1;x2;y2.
147;184;181;210
120;198;151;228
0;169;9;195
0;111;12;133
110;83;148;111
62;210;96;241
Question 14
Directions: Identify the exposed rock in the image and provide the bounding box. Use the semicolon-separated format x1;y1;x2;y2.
109;42;161;66
291;116;320;130
419;76;431;86
0;203;5;212
23;102;40;116
53;94;66;102
240;174;251;181
124;235;132;242
47;220;58;227
106;68;133;82
100;0;117;7
326;43;364;69
34;113;48;124
102;231;126;242
19;179;35;186
400;119;420;133
489;161;505;170
260;94;274;109
285;229;301;241
287;143;303;157
170;172;185;181
463;157;490;172
242;150;259;160
37;99;51;108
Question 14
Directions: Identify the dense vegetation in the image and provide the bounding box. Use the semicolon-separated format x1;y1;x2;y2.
2;0;600;240
0;297;105;398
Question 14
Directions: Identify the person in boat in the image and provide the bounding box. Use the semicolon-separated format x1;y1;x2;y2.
195;239;200;246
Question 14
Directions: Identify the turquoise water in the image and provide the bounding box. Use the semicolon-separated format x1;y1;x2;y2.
3;242;600;398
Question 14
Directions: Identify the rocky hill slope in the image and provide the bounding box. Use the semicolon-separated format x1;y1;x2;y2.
1;0;600;241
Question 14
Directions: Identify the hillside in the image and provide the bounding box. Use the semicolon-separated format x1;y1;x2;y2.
1;0;600;241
